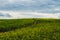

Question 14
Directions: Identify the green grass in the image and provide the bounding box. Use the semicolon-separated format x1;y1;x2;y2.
0;18;60;40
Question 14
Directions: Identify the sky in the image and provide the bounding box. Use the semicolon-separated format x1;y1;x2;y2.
0;0;60;19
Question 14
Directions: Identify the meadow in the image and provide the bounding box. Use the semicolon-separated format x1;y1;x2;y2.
0;18;60;40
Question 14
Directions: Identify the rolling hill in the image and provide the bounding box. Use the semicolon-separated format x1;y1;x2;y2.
0;19;60;40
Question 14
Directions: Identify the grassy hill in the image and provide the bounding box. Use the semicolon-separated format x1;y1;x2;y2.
0;19;60;40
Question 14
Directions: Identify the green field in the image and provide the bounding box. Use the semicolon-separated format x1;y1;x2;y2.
0;19;60;40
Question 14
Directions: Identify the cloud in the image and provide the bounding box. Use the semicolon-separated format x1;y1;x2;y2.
0;0;60;19
0;11;60;19
0;0;60;13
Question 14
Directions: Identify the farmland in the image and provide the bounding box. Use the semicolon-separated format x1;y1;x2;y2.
0;18;60;40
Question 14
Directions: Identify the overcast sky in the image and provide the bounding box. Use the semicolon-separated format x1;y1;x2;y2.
0;0;60;18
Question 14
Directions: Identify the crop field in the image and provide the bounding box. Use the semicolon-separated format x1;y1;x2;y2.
0;18;60;40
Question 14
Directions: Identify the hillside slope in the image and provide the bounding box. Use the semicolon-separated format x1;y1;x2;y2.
0;19;60;40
